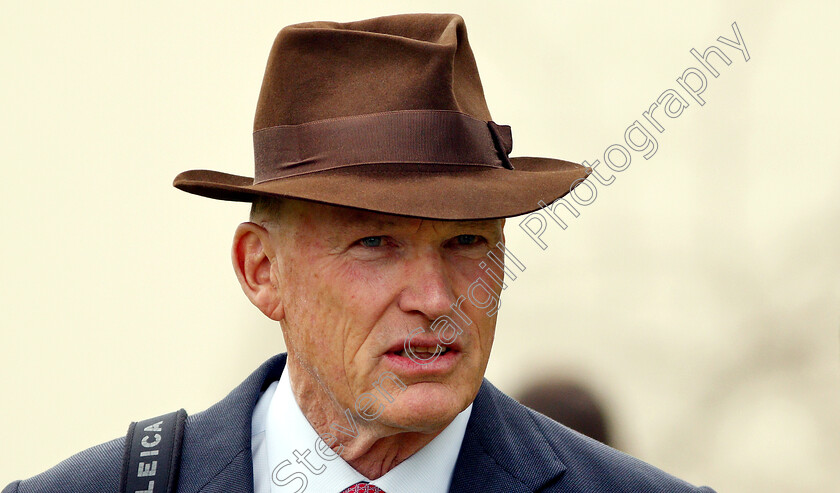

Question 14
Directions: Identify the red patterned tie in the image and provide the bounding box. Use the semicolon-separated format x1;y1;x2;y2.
340;482;385;493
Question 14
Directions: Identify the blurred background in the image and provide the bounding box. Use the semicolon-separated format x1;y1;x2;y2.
2;1;838;491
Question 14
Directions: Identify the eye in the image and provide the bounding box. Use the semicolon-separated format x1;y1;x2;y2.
453;234;483;246
358;236;384;247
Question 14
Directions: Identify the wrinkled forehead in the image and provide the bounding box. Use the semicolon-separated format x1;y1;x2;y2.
285;198;504;237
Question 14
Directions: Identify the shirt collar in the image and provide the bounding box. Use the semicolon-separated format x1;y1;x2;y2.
263;368;472;493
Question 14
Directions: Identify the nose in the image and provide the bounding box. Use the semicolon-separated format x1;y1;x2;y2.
396;248;457;321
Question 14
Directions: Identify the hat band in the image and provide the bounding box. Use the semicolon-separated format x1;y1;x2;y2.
253;110;513;183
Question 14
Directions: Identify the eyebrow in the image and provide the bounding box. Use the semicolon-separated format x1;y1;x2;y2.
448;220;500;230
341;217;500;235
340;217;402;230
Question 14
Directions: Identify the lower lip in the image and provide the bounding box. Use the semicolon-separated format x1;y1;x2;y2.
382;350;461;376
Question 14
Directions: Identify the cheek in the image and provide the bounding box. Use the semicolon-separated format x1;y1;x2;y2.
280;258;395;359
451;255;504;306
277;263;340;358
340;259;405;312
449;256;502;346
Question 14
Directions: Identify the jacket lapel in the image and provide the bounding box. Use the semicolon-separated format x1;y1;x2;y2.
177;353;287;493
171;356;564;493
448;379;567;493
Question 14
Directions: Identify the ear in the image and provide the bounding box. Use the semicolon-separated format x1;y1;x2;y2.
498;218;506;245
232;222;285;321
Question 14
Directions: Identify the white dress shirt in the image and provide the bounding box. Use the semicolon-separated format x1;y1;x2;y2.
251;369;472;493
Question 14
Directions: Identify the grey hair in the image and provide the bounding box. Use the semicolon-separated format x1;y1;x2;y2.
249;195;285;224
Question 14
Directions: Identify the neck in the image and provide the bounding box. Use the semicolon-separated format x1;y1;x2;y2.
287;362;446;479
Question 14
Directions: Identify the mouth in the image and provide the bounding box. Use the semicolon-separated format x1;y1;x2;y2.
384;335;461;358
392;346;452;358
381;335;462;374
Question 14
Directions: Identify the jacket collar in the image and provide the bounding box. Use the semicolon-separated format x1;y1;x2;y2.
448;379;567;493
173;354;565;493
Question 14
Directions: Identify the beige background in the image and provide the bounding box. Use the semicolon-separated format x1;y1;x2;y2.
2;1;838;491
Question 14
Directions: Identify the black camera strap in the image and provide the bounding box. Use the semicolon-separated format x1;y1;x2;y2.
119;409;187;493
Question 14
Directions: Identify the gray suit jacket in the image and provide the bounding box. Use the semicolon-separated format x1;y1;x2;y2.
4;353;714;492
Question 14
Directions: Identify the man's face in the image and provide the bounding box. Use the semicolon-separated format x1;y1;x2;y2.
264;199;505;433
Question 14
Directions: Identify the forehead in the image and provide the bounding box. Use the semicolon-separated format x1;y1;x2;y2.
286;199;502;235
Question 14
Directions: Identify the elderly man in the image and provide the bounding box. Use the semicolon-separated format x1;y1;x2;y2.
4;13;714;493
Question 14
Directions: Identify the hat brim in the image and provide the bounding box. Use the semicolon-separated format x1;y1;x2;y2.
173;157;591;221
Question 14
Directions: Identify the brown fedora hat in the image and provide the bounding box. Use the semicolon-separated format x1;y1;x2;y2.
173;13;590;220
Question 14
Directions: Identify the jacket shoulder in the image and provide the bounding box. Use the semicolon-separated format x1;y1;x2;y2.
522;403;714;492
4;437;124;493
5;354;289;493
457;380;714;492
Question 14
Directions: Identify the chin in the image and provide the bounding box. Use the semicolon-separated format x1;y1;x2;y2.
376;381;471;433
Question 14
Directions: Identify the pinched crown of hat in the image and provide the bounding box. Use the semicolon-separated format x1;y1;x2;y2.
174;13;589;220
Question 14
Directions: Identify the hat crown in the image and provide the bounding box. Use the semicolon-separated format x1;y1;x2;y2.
173;13;589;221
254;13;492;130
